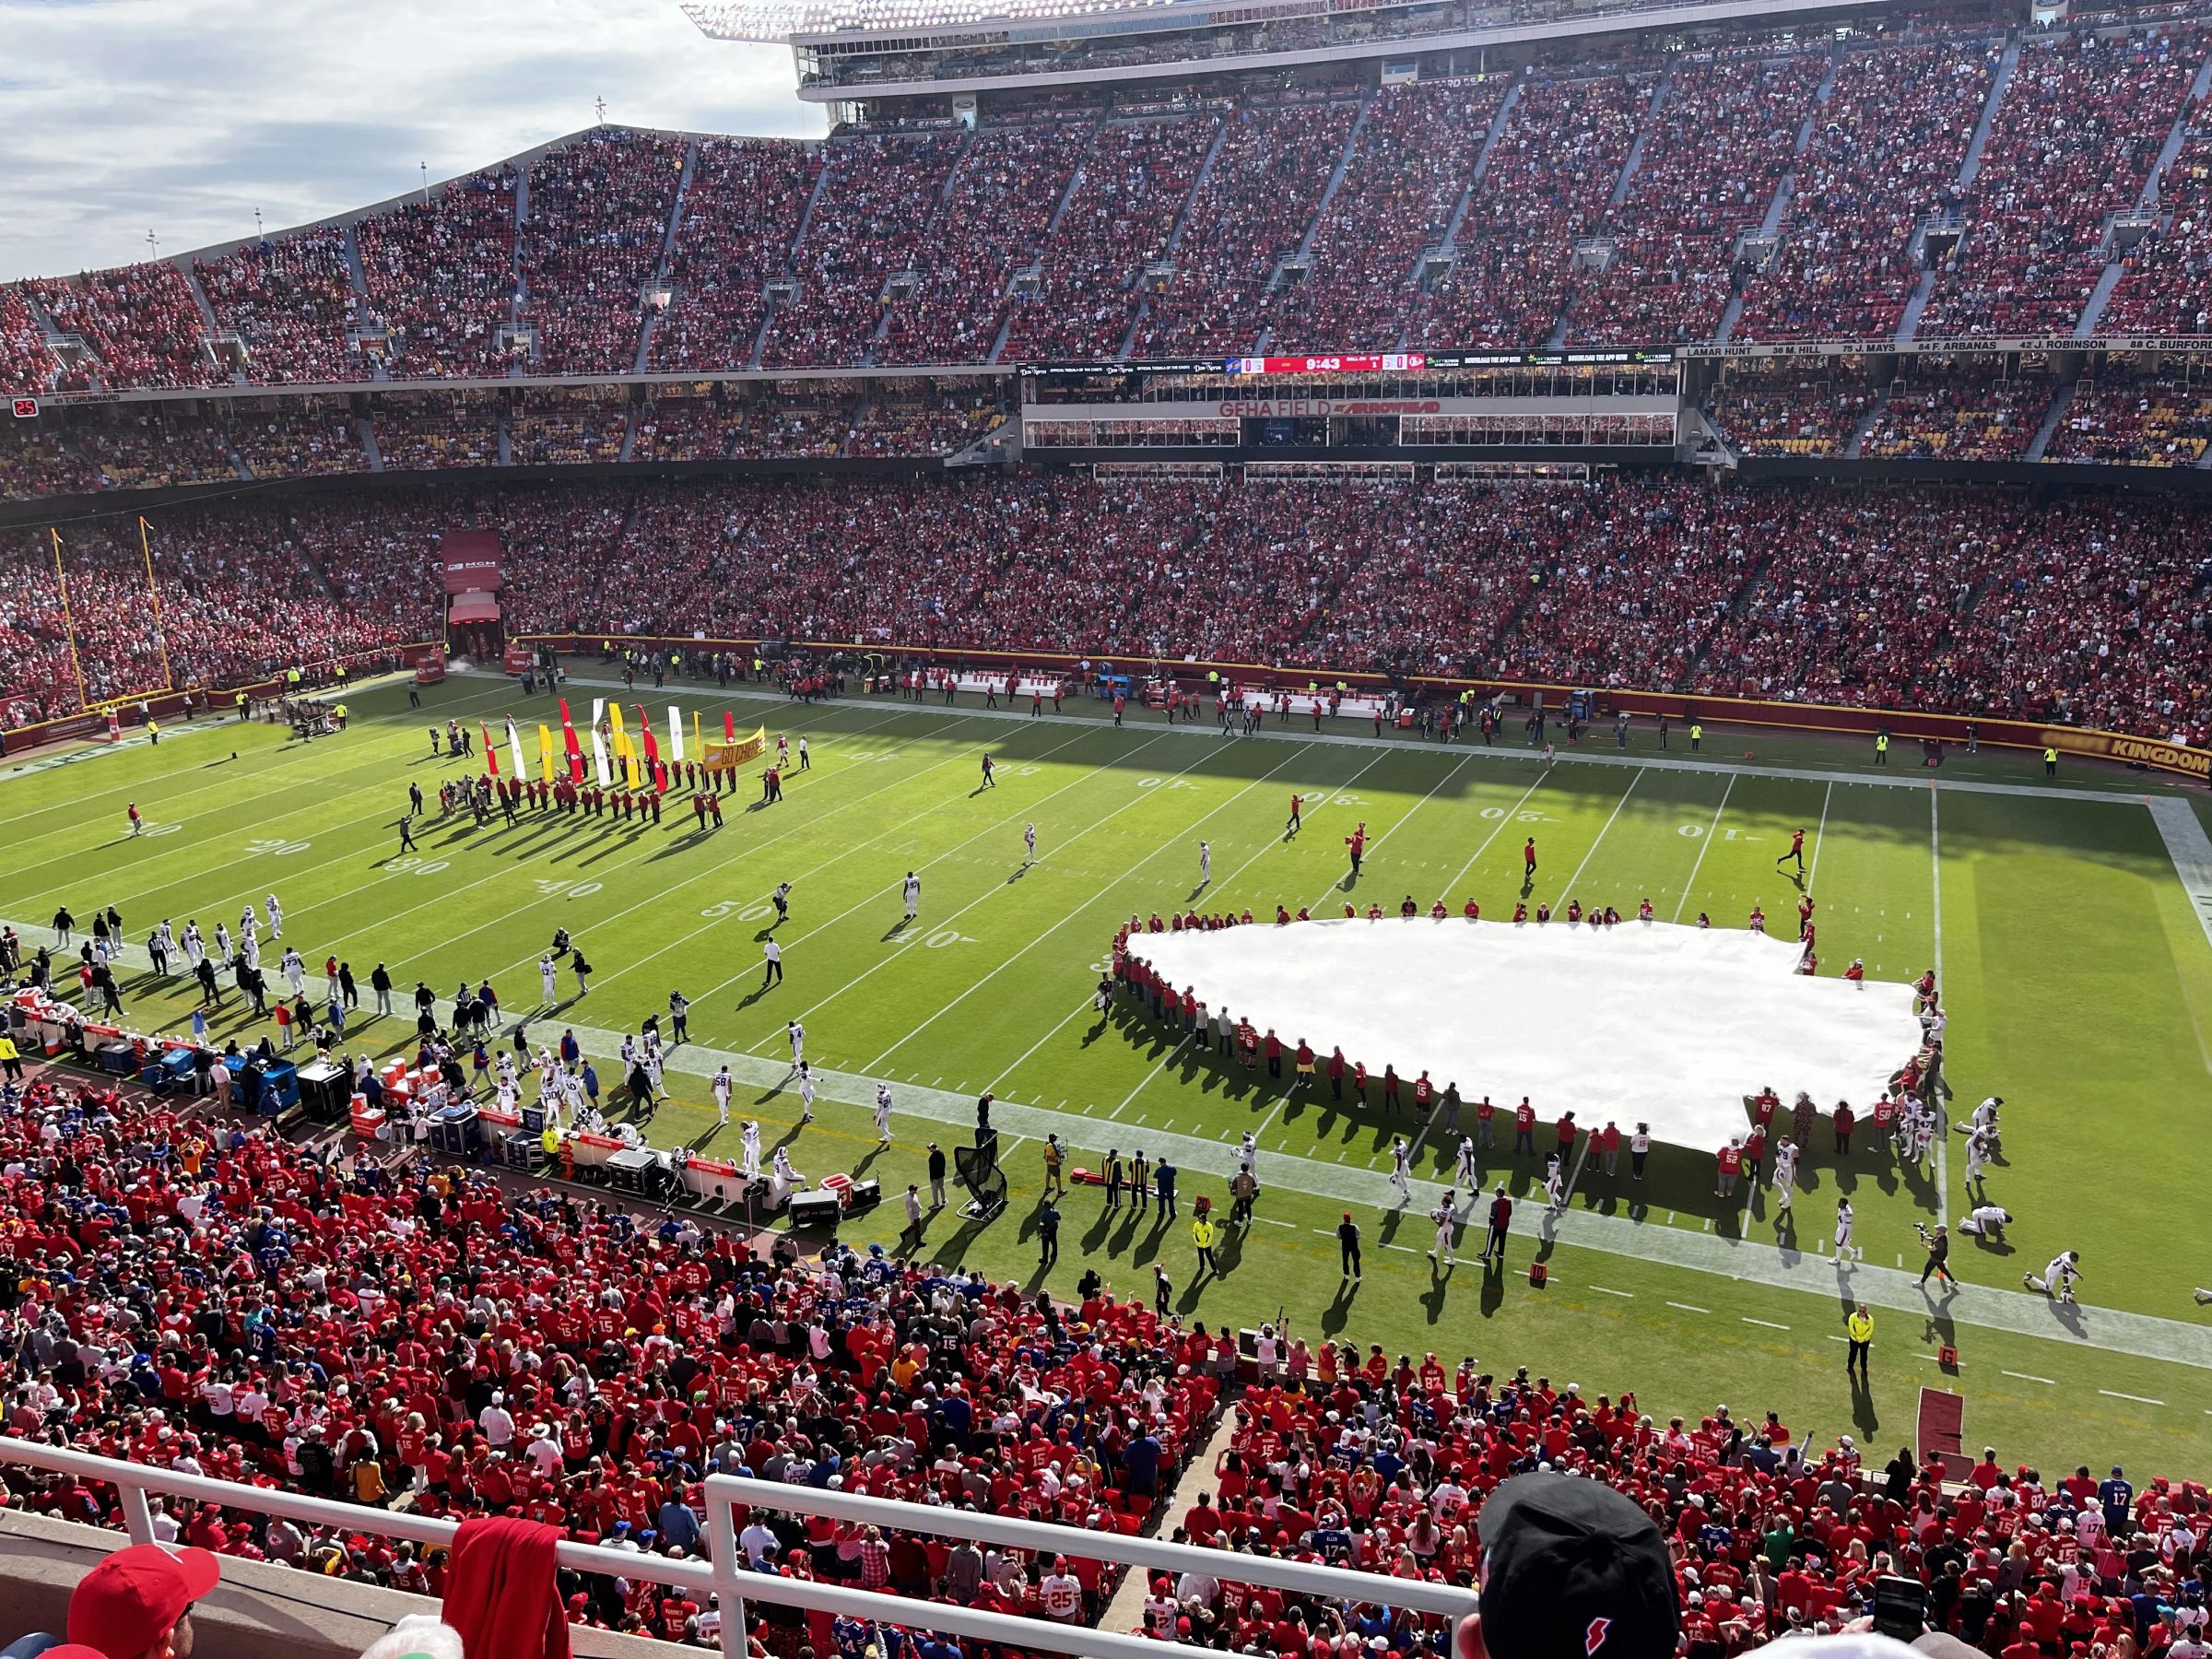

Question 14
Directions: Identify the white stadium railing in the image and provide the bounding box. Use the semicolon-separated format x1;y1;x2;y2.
0;1437;1478;1658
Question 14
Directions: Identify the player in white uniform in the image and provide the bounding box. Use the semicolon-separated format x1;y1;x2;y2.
1198;841;1211;885
797;1062;816;1124
1455;1135;1477;1189
215;922;233;962
282;948;306;997
741;1119;760;1177
183;922;204;968
1387;1136;1411;1200
2024;1249;2080;1302
1959;1204;2011;1240
902;872;922;920
1023;823;1037;864
1544;1153;1566;1210
1771;1139;1798;1213
1832;1197;1855;1265
712;1066;733;1126
1427;1192;1459;1266
1236;1132;1258;1180
541;956;559;1003
787;1020;805;1065
875;1084;894;1142
265;894;283;938
1961;1125;1993;1193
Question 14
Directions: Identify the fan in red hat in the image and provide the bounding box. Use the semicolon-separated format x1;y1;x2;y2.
67;1542;221;1659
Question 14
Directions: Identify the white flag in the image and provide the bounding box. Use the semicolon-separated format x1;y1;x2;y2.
668;705;685;762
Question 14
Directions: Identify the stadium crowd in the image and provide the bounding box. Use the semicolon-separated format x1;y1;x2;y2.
2;1044;2211;1653
0;1071;1222;1649
5;472;2210;741
3;13;2211;396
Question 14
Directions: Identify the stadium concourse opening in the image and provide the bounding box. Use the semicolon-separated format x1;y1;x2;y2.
1133;916;1922;1149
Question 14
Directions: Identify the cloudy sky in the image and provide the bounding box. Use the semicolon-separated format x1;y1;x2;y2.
0;0;818;279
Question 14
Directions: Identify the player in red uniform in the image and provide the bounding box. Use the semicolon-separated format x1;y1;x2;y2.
1462;898;1479;920
1522;838;1537;888
1287;793;1303;836
1777;827;1806;876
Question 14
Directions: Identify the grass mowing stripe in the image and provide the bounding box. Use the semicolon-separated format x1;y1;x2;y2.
987;744;1400;1101
1558;767;1645;900
858;741;1324;1073
1431;769;1547;903
6;688;524;887
1670;772;1735;923
302;703;942;961
726;729;1205;1041
1930;784;1949;1226
0;679;517;849
567;721;1109;1008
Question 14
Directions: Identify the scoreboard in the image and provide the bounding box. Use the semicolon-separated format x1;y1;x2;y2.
1224;354;1427;376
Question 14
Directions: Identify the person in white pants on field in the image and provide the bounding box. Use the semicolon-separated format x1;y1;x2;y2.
2025;1250;2081;1303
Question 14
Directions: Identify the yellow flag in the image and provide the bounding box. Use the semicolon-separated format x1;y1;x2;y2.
538;724;556;784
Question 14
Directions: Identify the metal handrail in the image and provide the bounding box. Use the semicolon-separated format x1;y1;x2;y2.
711;1474;1479;1619
0;1437;1476;1659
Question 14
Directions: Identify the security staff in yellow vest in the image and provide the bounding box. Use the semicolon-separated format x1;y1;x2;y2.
1688;722;1702;752
0;1032;20;1082
332;703;349;730
2043;745;2058;778
1875;732;1889;766
1192;1214;1218;1277
1845;1304;1874;1379
146;719;160;746
234;691;249;721
286;667;301;689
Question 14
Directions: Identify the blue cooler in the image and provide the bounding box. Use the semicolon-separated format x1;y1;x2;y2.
502;1129;537;1171
259;1059;300;1110
95;1041;137;1077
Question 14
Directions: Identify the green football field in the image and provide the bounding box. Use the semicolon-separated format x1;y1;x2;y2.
8;665;2212;1477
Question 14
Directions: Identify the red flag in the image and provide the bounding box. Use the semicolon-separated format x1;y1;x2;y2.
724;711;735;743
481;724;500;776
635;705;667;794
558;698;585;782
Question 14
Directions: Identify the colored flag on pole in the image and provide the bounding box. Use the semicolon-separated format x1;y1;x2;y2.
589;698;611;787
667;705;684;762
636;705;667;794
481;724;500;776
621;733;641;790
724;711;736;743
538;724;556;784
507;716;526;782
559;700;585;782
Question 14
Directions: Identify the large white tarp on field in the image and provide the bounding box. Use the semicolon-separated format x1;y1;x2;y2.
1131;918;1923;1150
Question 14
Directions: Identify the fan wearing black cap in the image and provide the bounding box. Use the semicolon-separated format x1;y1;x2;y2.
1456;1474;1677;1659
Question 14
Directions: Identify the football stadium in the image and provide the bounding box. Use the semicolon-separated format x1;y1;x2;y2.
4;0;2212;1653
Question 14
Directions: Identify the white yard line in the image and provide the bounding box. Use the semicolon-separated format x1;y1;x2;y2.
1929;786;1949;1225
1806;780;1834;893
1671;774;1735;923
